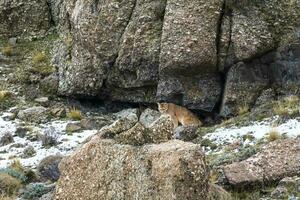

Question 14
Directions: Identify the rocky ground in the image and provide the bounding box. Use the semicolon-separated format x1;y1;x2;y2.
0;36;299;199
0;0;300;199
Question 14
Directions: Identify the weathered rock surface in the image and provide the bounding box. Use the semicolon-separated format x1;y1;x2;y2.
52;0;300;112
17;106;49;123
98;108;139;139
271;176;300;199
55;139;209;200
38;155;63;182
0;133;14;147
221;139;300;189
220;61;269;116
0;0;50;37
139;108;160;128
173;126;198;141
1;0;300;113
208;183;232;200
221;41;300;116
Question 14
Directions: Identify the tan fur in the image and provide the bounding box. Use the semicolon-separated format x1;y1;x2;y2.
157;103;202;129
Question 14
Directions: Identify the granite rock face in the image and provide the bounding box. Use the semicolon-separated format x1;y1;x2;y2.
55;139;209;200
221;41;300;116
52;0;300;112
1;0;300;113
0;0;50;37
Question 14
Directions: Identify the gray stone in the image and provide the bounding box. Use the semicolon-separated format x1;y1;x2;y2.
115;114;174;146
15;127;31;138
80;116;113;130
53;0;300;113
0;133;14;147
0;0;50;37
34;97;49;105
221;139;300;189
139;108;160;128
8;37;17;46
38;155;63;182
98;109;139;139
17;106;49;123
173;126;198;141
271;176;300;199
66;122;81;133
220;62;269;117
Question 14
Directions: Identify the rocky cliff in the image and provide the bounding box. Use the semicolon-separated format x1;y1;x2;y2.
1;0;300;115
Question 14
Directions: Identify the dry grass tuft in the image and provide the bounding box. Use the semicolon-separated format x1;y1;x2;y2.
0;91;12;101
238;105;249;116
266;128;281;142
2;46;13;56
9;159;24;173
32;52;46;65
273;95;300;117
68;107;83;120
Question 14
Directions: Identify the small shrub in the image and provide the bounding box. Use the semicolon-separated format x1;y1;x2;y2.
2;46;13;56
68;107;83;120
22;183;47;200
267;128;281;142
32;52;46;65
40;127;59;148
0;133;14;147
0;173;22;196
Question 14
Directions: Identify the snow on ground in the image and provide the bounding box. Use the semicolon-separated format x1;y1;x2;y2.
0;114;97;169
1;110;300;169
204;116;300;146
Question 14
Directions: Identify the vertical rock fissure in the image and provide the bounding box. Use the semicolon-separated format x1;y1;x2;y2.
216;0;226;69
113;0;137;67
157;0;168;82
102;0;137;85
215;0;230;115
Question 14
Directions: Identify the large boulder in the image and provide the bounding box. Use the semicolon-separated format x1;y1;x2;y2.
221;139;300;189
55;139;209;200
0;0;50;37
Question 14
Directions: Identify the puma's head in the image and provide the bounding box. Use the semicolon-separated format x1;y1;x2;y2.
157;102;169;113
